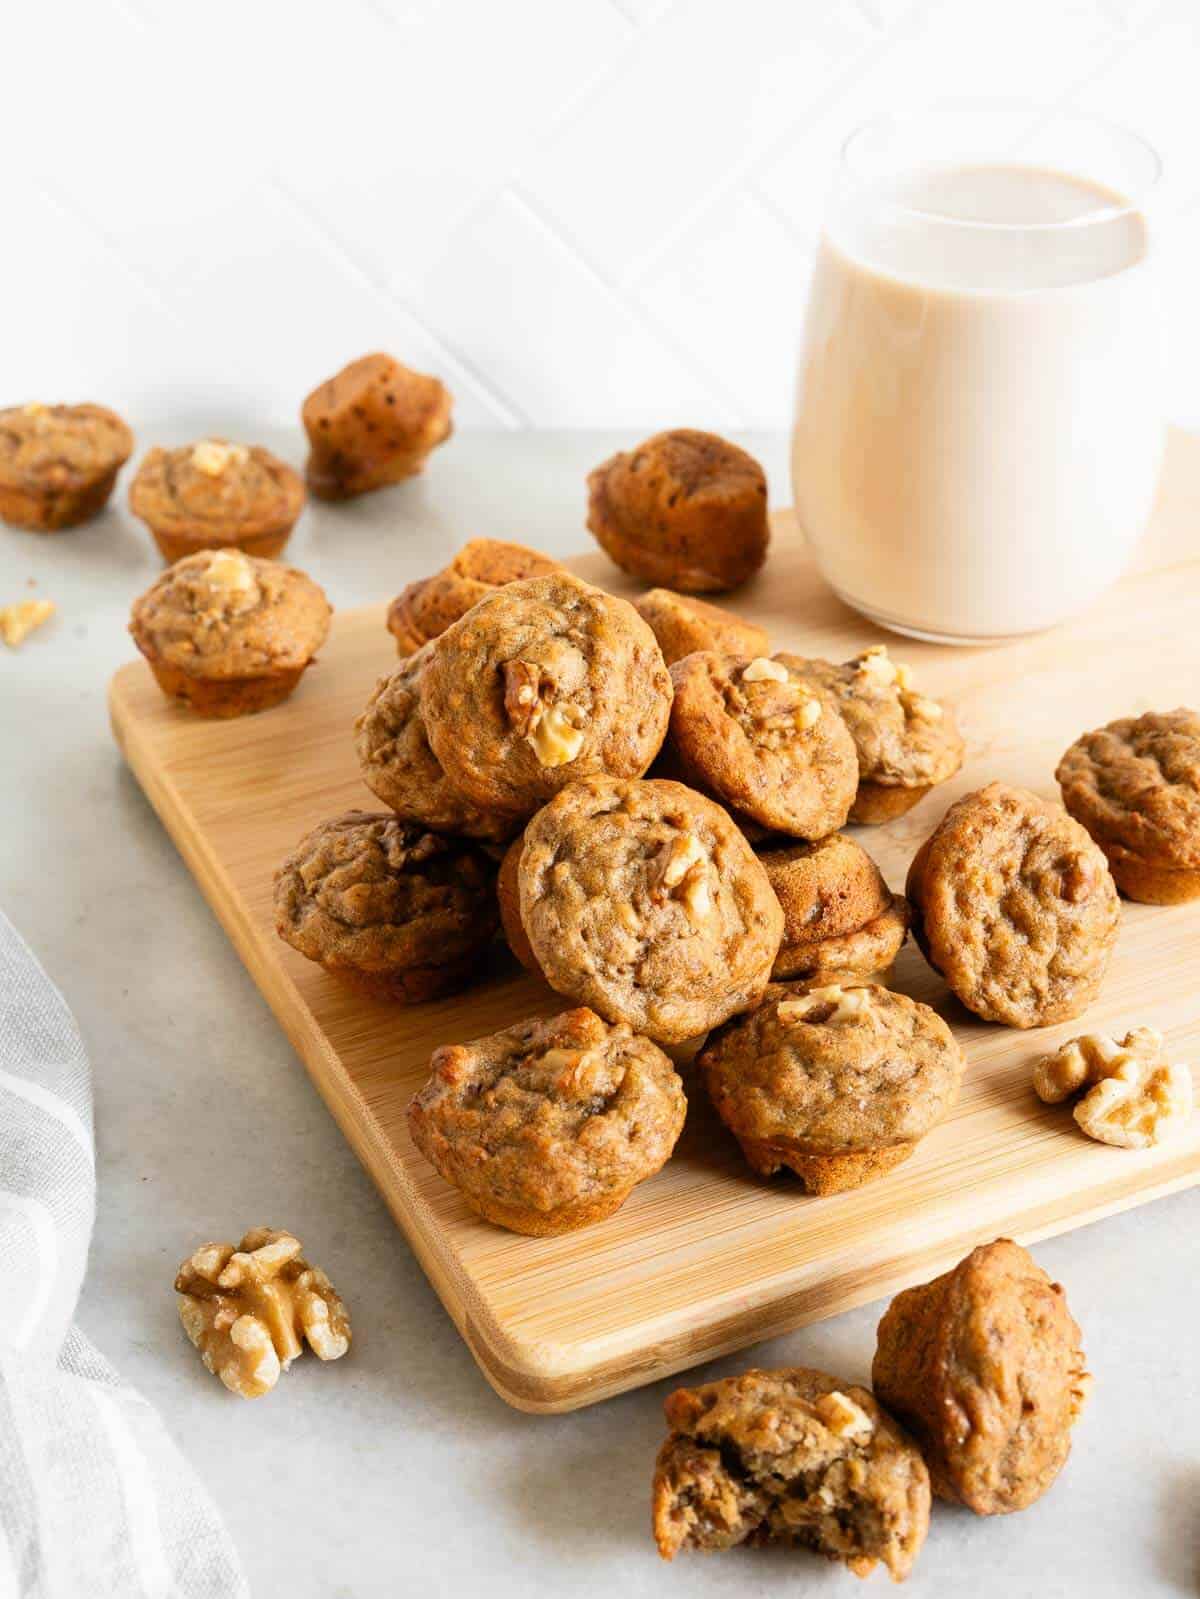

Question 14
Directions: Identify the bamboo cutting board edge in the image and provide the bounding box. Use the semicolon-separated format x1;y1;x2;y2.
108;463;1200;1413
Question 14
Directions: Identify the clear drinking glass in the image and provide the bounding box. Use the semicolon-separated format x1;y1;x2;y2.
791;104;1164;643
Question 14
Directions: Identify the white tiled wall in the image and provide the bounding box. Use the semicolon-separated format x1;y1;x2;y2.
5;0;1199;428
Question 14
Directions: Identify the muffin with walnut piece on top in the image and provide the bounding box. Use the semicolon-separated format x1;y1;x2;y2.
0;402;132;531
129;547;330;717
407;1006;686;1235
129;439;306;563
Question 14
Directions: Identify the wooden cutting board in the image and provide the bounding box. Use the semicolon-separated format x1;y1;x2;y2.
108;434;1200;1414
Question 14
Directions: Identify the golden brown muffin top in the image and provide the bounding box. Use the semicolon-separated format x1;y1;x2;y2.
633;588;769;666
587;429;769;592
407;1007;685;1219
700;981;961;1156
756;833;892;946
0;403;132;489
1057;708;1200;869
273;811;496;976
653;1366;930;1580
667;652;858;838
129;440;305;538
789;645;964;790
872;1239;1090;1514
907;782;1121;1028
129;548;330;679
387;538;560;653
419;572;672;818
355;642;519;844
519;776;783;1044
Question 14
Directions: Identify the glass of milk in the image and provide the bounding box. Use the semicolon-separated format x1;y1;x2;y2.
792;105;1164;643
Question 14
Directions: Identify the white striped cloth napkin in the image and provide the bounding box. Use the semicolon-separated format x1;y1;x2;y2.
0;908;247;1599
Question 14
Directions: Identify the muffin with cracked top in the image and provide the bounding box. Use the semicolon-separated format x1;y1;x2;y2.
664;651;858;839
653;1366;930;1581
302;352;452;499
907;782;1120;1028
790;644;964;823
0;402;132;530
872;1239;1091;1515
587;429;769;592
699;980;962;1193
129;547;330;717
407;1006;686;1234
130;439;305;563
1056;708;1200;903
387;538;560;655
273;811;496;1003
519;777;783;1044
355;642;521;844
419;572;672;821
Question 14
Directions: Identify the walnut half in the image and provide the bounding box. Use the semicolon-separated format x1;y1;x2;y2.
1032;1028;1194;1150
175;1227;351;1398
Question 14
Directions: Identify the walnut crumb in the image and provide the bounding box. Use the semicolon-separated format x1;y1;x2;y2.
1;598;55;647
175;1227;350;1398
815;1389;875;1441
192;439;249;477
1033;1027;1194;1149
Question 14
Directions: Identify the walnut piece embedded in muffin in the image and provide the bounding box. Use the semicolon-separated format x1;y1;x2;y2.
387;538;560;655
420;572;672;819
519;777;783;1044
873;1239;1090;1515
355;642;521;844
129;439;306;563
699;981;962;1193
1056;708;1200;903
633;587;770;666
665;652;858;839
302;352;452;499
587;429;769;592
906;783;1121;1028
407;1007;686;1234
789;645;964;823
0;402;132;531
757;834;908;980
129;548;331;717
273;811;497;1003
653;1366;931;1581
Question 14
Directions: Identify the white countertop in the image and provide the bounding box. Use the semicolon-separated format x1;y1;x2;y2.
1;429;1196;1599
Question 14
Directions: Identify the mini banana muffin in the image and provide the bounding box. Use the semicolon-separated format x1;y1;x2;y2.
907;783;1121;1028
665;652;858;839
355;643;520;844
129;548;331;717
387;538;560;654
653;1367;930;1581
633;587;770;666
519;778;783;1044
587;429;769;593
699;981;963;1193
496;831;540;973
0;402;132;530
302;352;452;499
758;835;908;980
274;811;496;1003
873;1239;1091;1515
420;572;672;819
129;440;306;563
1056;708;1200;904
407;1006;686;1234
791;645;964;823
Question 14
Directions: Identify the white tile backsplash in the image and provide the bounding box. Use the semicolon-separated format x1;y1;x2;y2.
2;0;1197;428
